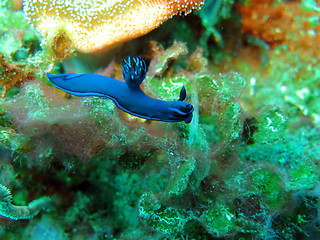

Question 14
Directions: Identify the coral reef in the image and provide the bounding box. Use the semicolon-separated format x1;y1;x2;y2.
0;0;319;239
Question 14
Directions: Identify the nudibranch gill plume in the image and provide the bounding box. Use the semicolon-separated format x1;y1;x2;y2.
46;56;194;123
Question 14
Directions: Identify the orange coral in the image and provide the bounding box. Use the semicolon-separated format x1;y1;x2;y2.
24;0;206;53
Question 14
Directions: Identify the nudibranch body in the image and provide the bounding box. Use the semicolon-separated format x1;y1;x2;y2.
47;57;194;123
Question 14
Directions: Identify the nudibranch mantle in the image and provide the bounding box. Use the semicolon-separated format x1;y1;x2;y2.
46;56;194;123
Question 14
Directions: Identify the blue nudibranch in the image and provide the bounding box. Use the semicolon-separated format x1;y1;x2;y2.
47;56;194;123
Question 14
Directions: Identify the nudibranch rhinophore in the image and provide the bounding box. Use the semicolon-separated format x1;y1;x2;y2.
46;56;194;123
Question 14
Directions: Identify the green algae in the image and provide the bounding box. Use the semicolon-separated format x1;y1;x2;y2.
139;193;188;234
167;157;196;196
146;75;189;101
288;163;318;191
252;109;287;144
249;168;284;210
200;203;237;237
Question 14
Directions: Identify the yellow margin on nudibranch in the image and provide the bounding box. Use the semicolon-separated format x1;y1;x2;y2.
23;0;206;53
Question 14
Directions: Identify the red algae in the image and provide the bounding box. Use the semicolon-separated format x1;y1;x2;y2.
238;0;292;49
238;0;320;60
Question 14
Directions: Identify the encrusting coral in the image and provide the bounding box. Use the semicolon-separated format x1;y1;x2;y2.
23;0;206;53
